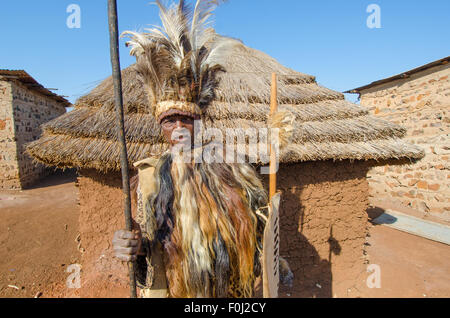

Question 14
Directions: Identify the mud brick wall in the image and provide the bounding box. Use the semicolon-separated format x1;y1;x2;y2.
359;63;449;221
0;79;66;189
0;81;20;189
77;169;131;298
77;160;369;298
263;161;370;298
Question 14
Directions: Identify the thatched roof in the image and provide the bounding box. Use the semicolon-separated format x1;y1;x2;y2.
27;40;424;171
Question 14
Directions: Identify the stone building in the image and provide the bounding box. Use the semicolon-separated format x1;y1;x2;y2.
0;70;70;189
346;56;449;221
28;39;423;298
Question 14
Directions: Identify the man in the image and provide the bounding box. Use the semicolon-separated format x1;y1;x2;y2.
112;0;292;298
113;107;270;298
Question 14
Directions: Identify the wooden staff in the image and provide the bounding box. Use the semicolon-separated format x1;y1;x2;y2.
263;72;280;298
269;72;278;199
107;0;137;298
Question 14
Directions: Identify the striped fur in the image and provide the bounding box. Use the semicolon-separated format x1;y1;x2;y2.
147;151;267;297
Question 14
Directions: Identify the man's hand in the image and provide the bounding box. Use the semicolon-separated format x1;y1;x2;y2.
112;229;142;262
279;257;294;288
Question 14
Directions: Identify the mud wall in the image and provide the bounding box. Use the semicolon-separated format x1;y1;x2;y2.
77;160;369;298
264;160;370;298
77;169;132;298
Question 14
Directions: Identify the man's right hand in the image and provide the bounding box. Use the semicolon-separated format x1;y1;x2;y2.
112;230;142;262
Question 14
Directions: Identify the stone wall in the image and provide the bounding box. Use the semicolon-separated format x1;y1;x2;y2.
0;79;67;189
0;81;20;189
360;63;449;220
77;161;370;298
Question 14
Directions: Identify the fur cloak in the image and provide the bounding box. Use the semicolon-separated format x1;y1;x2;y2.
133;151;268;298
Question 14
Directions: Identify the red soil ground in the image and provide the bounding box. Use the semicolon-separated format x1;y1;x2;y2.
0;171;80;298
0;172;449;298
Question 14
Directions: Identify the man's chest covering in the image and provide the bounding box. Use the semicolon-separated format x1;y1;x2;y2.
133;157;168;297
133;155;269;298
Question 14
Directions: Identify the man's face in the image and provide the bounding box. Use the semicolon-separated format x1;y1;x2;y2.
160;114;195;147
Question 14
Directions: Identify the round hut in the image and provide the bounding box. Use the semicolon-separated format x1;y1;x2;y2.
27;40;423;298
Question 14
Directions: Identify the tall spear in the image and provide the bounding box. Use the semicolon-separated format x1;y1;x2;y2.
107;0;137;298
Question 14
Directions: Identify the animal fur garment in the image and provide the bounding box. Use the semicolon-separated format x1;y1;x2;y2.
137;150;268;298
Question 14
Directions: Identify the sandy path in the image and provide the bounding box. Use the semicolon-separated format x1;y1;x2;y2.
0;171;80;298
351;224;450;298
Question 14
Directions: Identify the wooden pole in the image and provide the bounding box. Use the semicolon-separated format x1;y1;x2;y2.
107;0;137;298
262;72;279;298
269;72;278;200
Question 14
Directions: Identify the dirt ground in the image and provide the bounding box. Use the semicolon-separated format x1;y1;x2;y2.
353;223;450;298
0;172;449;298
0;170;80;298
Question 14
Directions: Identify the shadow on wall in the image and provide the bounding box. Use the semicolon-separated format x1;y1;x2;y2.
278;190;338;298
24;168;77;190
269;161;369;298
367;206;386;222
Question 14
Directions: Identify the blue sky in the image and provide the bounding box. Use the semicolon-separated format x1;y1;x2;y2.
0;0;449;106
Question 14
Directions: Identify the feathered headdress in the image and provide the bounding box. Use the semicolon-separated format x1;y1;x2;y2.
122;0;233;122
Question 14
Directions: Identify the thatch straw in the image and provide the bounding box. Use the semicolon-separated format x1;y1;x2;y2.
27;39;424;171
